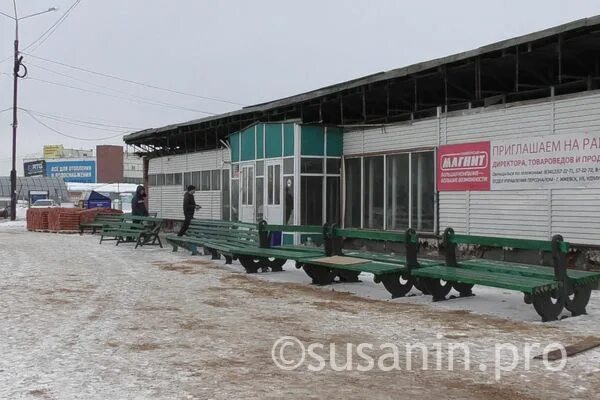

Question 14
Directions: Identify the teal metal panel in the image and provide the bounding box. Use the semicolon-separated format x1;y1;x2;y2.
229;132;240;162
265;124;283;158
301;126;325;156
256;124;264;159
241;126;256;161
283;123;294;157
326;127;343;156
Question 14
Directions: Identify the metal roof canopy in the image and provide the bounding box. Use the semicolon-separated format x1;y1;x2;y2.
124;15;600;158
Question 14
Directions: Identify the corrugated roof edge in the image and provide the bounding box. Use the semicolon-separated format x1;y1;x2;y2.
123;14;600;144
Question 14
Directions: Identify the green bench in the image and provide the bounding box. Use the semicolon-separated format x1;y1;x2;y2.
168;219;264;267
298;225;440;298
99;215;164;249
166;220;325;273
79;213;124;234
411;228;600;321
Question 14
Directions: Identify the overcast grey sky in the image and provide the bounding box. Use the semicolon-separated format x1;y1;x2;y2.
1;0;600;174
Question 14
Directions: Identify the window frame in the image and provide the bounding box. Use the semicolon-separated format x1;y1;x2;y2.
342;148;437;233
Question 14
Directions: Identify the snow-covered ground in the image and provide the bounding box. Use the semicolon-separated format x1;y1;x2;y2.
0;224;598;399
0;220;26;229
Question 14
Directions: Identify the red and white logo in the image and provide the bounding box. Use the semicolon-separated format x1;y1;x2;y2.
440;151;488;171
437;141;491;191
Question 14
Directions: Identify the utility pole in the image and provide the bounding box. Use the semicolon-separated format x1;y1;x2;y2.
10;23;21;221
0;6;57;220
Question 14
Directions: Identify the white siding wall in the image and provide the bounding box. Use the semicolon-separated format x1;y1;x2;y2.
442;92;600;244
344;90;600;245
438;192;467;234
551;189;600;244
148;149;229;220
343;118;439;155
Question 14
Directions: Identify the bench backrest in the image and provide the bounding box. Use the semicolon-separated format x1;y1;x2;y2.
442;227;569;280
330;227;417;243
322;224;420;267
119;215;164;234
123;215;163;223
94;214;123;223
185;219;260;247
445;229;569;253
258;222;323;247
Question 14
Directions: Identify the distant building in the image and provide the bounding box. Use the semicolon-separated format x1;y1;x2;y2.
0;176;68;204
23;145;143;185
123;152;143;184
96;145;123;183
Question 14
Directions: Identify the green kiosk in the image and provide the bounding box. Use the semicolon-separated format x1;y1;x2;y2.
228;122;343;245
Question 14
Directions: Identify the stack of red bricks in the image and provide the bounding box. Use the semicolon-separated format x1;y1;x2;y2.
27;207;123;233
79;208;123;225
26;209;51;231
48;208;82;232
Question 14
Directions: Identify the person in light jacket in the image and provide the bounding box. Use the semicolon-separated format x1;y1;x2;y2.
178;185;201;236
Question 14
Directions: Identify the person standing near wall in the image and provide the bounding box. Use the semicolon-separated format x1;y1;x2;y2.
131;185;149;216
178;185;201;236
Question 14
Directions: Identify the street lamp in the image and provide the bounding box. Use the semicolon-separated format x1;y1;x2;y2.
0;5;57;220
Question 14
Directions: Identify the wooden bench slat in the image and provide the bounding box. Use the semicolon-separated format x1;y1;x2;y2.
451;234;569;253
458;259;600;285
412;265;559;294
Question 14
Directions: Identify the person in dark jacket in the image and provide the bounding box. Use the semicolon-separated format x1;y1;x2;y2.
178;185;201;236
131;185;149;216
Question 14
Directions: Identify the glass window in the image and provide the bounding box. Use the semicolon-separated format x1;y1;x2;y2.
232;164;240;179
241;168;248;205
411;152;435;231
284;176;294;225
326;158;341;175
248;167;254;205
231;179;239;221
301;158;323;174
201;171;211;191
156;174;165;186
255;161;264;177
174;173;182;186
165;173;174;186
192;171;201;188
386;154;410;230
256;177;264;221
211;170;221;190
241;166;254;205
148;174;157;186
363;156;384;229
344;158;362;228
184;172;192;188
274;164;281;205
326;177;340;224
301;176;323;225
267;165;274;205
267;164;282;206
222;170;230;221
283;158;294;175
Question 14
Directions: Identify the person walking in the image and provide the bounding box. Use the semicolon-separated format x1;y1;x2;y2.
131;185;149;216
178;185;201;236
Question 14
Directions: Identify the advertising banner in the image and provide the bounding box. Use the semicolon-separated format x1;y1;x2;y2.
23;160;46;177
437;141;491;191
491;132;600;190
43;145;64;159
438;132;600;191
46;160;96;183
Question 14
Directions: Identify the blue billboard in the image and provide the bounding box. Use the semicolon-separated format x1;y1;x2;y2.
46;160;96;183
